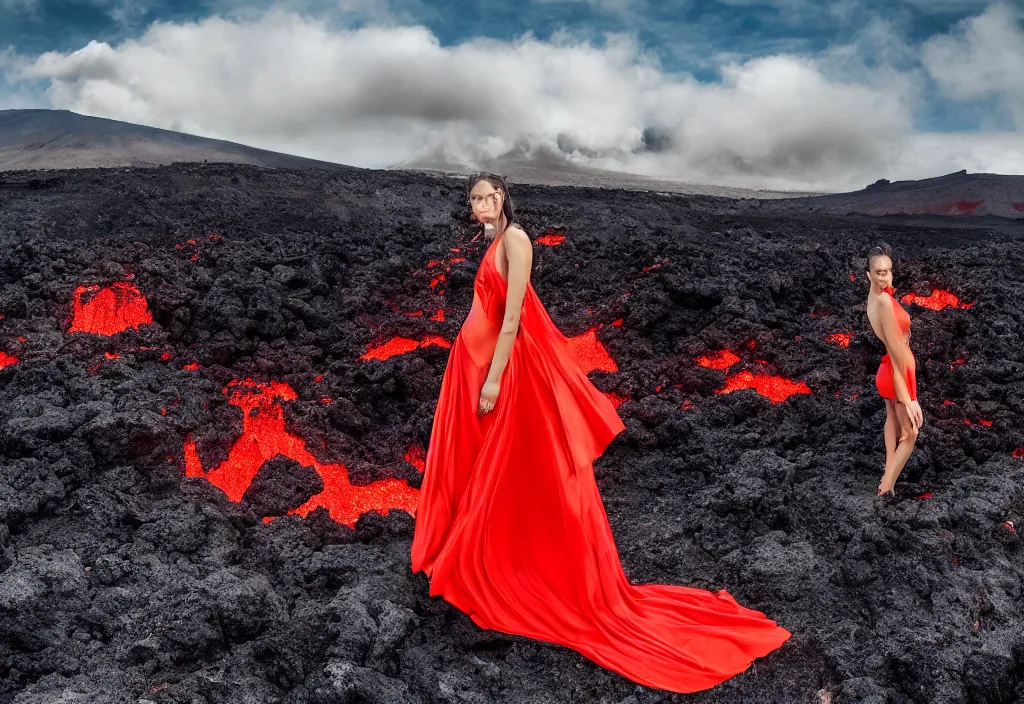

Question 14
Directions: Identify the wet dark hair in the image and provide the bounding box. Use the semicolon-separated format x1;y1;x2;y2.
867;243;893;269
467;172;516;229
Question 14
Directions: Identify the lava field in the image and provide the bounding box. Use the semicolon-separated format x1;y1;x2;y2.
1;163;1023;704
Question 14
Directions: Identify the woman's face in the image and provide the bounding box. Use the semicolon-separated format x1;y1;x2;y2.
868;254;893;290
469;180;503;225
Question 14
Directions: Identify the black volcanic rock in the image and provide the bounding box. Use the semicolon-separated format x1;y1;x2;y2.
241;457;324;517
0;162;1021;704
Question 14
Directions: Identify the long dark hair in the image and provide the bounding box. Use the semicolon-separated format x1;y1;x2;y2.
467;172;516;230
866;242;892;269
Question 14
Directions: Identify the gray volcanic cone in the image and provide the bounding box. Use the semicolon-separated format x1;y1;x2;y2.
788;170;1024;219
0;109;354;172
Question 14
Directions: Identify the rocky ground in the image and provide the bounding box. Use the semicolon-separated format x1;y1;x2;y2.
1;163;1023;704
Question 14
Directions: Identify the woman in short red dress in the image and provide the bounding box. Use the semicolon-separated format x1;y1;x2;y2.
411;173;790;693
865;243;924;495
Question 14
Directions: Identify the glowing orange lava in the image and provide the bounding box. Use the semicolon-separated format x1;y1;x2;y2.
901;290;973;310
69;282;153;335
695;350;741;370
603;391;628;409
0;351;18;369
537;233;566;246
183;379;418;527
567;328;618;373
825;332;854;348
405;445;426;473
715;371;812;404
360;335;452;361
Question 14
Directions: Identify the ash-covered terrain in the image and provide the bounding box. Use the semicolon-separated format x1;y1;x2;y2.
0;163;1023;704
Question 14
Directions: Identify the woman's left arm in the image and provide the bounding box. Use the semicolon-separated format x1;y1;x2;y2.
478;226;533;413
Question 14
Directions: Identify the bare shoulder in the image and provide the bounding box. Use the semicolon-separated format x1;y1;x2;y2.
504;224;531;247
503;226;532;259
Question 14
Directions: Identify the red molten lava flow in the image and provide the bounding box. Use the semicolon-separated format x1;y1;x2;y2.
0;351;18;369
956;201;982;214
715;371;812;404
537;234;566;246
69;282;153;335
567;328;618;373
184;379;418;527
680;399;695;411
405;445;426;473
603;391;628;409
695;350;741;370
360;335;452;361
825;332;854;348
901;290;973;310
1013;447;1024;459
430;309;445;322
1013;203;1024;212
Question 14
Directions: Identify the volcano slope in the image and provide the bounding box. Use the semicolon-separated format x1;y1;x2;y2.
0;163;1023;704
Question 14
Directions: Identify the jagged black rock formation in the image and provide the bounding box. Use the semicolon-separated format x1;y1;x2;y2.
0;163;1022;703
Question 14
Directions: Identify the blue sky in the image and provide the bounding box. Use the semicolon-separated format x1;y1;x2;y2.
2;1;1001;84
1;0;1023;189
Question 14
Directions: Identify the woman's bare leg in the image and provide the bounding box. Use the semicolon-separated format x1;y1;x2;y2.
879;401;918;494
880;400;899;493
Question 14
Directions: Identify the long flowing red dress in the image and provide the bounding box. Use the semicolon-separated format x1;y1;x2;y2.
411;234;791;693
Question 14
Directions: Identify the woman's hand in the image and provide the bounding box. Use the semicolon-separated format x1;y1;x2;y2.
906;399;924;432
478;380;500;414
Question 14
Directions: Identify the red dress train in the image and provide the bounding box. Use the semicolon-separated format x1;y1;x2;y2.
410;235;790;693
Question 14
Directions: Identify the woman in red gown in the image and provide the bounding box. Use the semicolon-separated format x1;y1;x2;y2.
864;243;924;496
411;173;790;693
